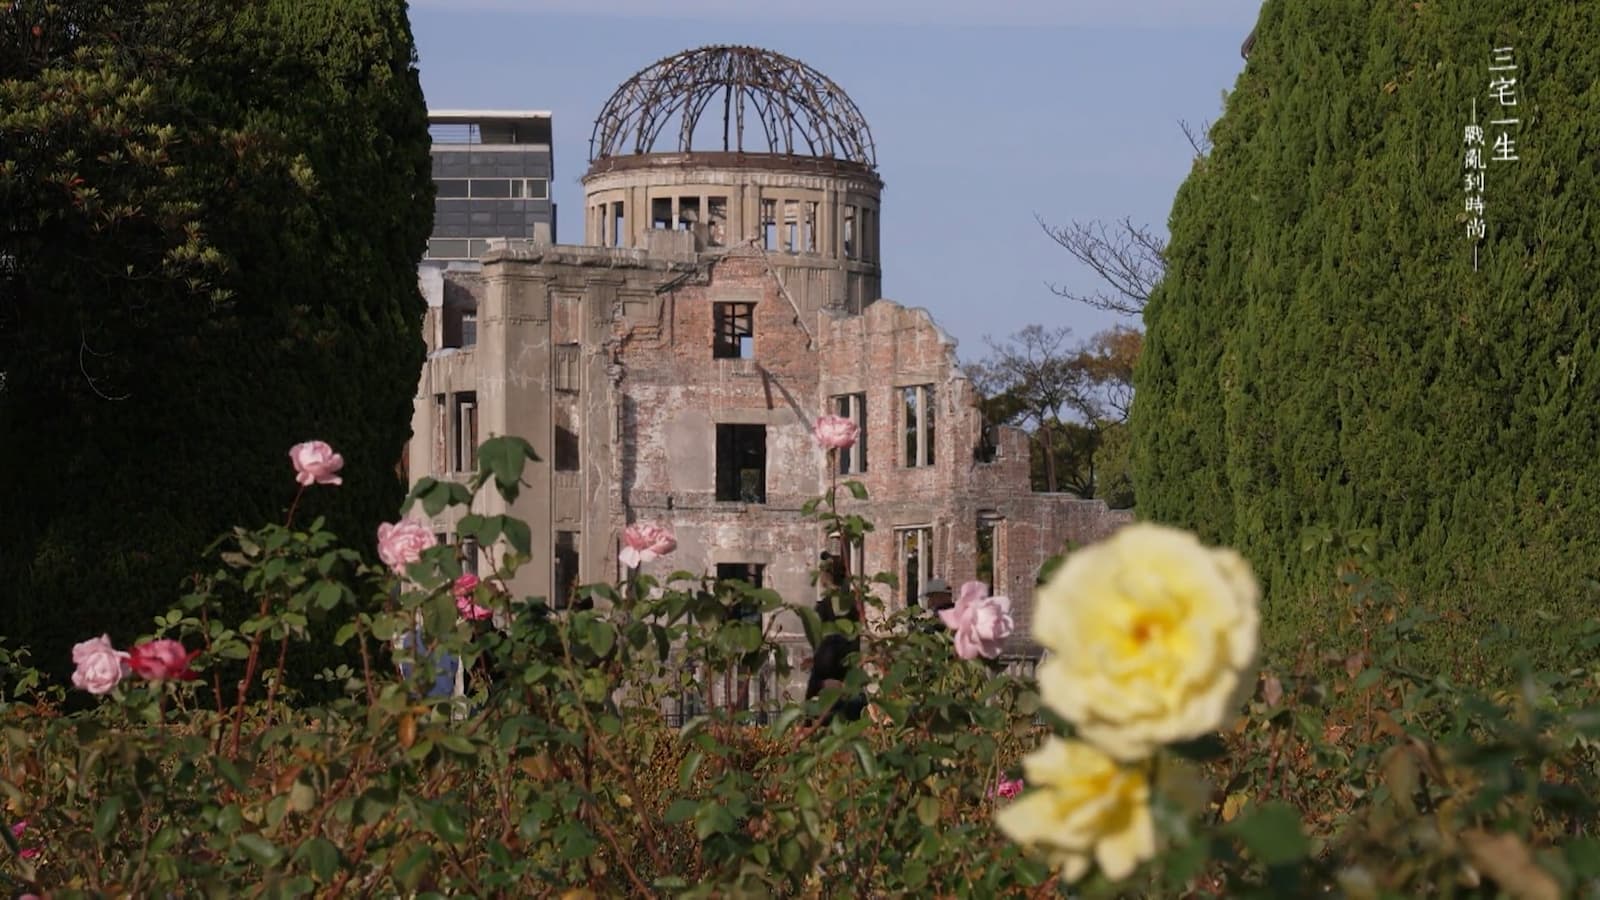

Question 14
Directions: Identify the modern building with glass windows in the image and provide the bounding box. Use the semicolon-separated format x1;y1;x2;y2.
425;110;555;263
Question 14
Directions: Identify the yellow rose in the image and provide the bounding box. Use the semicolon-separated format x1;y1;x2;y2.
994;737;1155;882
1033;523;1259;761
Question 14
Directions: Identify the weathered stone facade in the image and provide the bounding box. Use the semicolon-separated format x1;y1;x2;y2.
405;48;1130;696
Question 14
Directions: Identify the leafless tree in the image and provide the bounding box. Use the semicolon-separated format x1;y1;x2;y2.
973;325;1092;493
1037;120;1213;318
1036;215;1166;318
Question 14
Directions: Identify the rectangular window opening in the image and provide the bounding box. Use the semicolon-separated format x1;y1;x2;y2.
832;393;868;474
554;423;579;472
452;391;478;473
760;199;778;249
651;197;673;231
716;424;767;503
677;196;700;231
976;514;1003;596
713;302;755;360
610;202;625;248
902;384;935;467
783;199;799;253
804;201;819;253
707;196;728;247
843;205;857;259
554;531;579;609
896;526;934;609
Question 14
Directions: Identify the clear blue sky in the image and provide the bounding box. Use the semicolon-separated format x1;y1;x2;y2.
409;0;1264;360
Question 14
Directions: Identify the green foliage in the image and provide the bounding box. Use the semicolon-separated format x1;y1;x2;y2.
0;0;432;688
2;442;1600;895
1134;0;1600;672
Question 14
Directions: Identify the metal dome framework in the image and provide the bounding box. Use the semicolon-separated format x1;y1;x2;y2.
589;45;877;167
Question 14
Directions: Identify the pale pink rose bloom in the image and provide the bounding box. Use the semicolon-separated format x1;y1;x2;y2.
289;440;344;486
619;523;676;568
70;635;129;695
453;574;492;621
812;414;859;450
938;581;1015;660
128;639;199;682
377;519;437;574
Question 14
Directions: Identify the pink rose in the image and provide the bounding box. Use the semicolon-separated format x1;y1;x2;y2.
812;414;859;450
453;574;492;621
378;519;437;574
620;523;676;568
128;639;199;682
70;635;129;695
12;820;39;860
990;777;1024;800
289;440;344;486
938;581;1015;660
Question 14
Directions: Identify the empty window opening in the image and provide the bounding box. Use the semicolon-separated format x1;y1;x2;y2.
976;513;1003;596
610;202;625;247
707;196;728;247
461;537;481;578
804;201;819;253
903;384;936;467
677;196;700;231
452;391;478;473
896;526;935;609
713;302;755;359
843;205;857;259
716;562;766;623
554;423;579;472
760;199;778;249
783;199;799;253
553;531;579;609
716;424;767;503
651;197;673;231
832;393;868;474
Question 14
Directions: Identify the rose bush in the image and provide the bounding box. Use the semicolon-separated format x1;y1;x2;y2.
2;437;1598;898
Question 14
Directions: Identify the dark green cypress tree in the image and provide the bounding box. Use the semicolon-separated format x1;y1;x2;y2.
1135;0;1600;671
0;0;430;684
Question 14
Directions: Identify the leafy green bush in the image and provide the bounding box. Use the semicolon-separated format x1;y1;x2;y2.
1133;0;1600;674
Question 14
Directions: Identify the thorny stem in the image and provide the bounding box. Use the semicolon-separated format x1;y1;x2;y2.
263;632;291;711
230;588;274;758
284;483;306;529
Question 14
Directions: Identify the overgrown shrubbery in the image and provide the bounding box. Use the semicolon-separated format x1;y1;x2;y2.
1;437;1598;897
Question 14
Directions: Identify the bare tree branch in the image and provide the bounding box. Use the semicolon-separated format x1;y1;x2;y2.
1179;118;1213;160
1036;215;1165;318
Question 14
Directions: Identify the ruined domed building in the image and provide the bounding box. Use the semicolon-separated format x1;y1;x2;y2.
408;46;1129;708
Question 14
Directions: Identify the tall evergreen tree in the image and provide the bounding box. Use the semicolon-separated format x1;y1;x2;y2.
1134;0;1600;670
0;0;431;681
